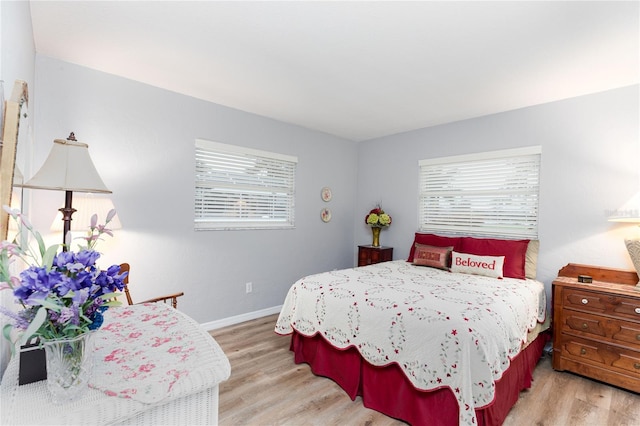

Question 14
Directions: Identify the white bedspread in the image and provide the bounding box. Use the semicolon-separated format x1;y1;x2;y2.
275;260;546;426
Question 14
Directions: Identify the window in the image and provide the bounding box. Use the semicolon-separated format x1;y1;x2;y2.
195;139;297;230
418;146;541;239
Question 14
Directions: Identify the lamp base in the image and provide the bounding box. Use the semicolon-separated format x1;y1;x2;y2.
624;239;640;287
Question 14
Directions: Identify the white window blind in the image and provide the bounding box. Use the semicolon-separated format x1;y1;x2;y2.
195;139;298;230
418;146;541;239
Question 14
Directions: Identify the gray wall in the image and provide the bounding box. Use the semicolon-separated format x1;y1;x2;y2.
1;1;35;98
1;0;36;178
30;56;358;325
356;85;640;301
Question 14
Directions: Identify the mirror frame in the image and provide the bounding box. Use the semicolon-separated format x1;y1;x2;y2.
0;80;29;240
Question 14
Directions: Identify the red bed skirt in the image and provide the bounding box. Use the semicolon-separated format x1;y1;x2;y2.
290;330;549;426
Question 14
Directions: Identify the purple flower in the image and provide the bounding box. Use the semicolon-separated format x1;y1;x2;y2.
53;251;75;270
15;267;63;304
75;250;101;268
72;288;89;306
93;266;126;294
84;297;102;317
58;307;74;324
1;209;123;340
0;306;31;330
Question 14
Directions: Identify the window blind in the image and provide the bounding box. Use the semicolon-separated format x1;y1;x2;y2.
194;139;297;230
418;146;541;239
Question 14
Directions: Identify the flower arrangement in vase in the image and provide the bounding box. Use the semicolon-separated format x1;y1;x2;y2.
0;206;127;402
365;205;392;247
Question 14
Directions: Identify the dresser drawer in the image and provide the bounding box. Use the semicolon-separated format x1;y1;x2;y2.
557;334;640;378
563;310;640;346
564;312;606;338
562;287;640;321
614;323;640;346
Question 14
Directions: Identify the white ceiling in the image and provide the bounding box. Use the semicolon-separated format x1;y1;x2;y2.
29;1;639;142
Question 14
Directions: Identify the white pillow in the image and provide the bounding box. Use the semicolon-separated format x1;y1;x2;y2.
451;251;505;279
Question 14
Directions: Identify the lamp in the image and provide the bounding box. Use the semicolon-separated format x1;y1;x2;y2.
18;132;111;249
608;190;640;285
51;194;121;232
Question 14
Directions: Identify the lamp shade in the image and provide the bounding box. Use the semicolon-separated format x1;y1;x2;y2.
13;166;24;186
608;191;640;223
20;134;111;193
51;194;122;232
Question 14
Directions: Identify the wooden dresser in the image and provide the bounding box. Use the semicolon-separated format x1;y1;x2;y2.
552;263;640;392
358;245;393;267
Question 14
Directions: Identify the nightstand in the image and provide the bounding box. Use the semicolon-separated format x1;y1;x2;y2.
358;245;393;267
552;263;640;392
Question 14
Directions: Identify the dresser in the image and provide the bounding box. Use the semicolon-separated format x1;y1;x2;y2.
358;245;393;266
552;263;640;392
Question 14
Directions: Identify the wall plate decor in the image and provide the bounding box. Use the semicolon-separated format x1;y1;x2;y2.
321;208;332;223
321;187;332;202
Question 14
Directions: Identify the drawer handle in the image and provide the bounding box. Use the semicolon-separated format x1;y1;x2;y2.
635;363;640;370
635;308;640;314
581;299;589;305
637;334;640;341
580;348;587;355
582;323;588;329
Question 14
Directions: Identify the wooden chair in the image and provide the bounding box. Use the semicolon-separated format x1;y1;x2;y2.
118;263;184;309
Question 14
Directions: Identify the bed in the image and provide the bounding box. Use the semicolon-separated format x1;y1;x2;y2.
275;234;549;426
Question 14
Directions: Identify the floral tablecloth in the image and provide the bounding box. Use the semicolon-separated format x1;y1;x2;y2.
275;260;546;426
1;303;230;425
90;303;230;404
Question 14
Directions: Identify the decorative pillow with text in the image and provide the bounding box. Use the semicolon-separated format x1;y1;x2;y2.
459;237;529;279
451;251;505;279
407;233;463;263
412;244;453;270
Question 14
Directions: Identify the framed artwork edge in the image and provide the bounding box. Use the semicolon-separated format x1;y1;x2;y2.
0;80;29;240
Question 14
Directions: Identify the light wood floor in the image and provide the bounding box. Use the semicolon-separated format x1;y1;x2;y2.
210;314;640;425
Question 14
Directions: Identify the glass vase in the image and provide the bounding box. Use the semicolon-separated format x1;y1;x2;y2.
371;227;381;247
43;331;95;404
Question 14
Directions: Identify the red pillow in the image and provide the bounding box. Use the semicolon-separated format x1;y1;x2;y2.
459;237;529;279
407;233;463;262
413;244;454;270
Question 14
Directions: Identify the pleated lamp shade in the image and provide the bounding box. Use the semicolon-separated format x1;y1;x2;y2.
51;194;122;232
20;134;111;194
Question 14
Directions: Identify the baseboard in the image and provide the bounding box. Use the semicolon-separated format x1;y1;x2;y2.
201;305;282;331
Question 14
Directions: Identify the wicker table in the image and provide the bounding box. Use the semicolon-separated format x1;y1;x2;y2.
0;303;231;425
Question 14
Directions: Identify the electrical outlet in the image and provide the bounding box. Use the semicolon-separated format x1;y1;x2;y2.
245;282;253;294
